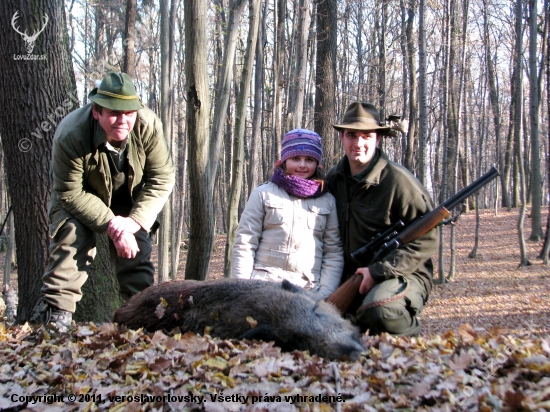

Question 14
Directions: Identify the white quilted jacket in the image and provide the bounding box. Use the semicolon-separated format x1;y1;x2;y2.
232;182;344;298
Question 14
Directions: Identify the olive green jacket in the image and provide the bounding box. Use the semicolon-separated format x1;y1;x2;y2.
48;104;175;237
326;150;438;295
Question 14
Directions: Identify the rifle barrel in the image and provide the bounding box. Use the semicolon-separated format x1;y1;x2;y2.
442;167;500;211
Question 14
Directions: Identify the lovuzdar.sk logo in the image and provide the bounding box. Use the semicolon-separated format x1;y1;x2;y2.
12;10;48;61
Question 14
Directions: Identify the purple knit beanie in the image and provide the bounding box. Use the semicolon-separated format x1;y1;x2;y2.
281;129;323;164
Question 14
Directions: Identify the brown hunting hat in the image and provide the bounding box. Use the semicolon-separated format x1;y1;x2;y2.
333;102;392;135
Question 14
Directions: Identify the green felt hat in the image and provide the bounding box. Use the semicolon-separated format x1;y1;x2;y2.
88;72;144;111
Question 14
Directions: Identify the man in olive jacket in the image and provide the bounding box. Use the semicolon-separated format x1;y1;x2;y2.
326;102;438;336
42;72;175;330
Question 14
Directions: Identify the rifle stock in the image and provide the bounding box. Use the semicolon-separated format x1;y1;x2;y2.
397;206;450;244
325;274;362;314
326;167;500;315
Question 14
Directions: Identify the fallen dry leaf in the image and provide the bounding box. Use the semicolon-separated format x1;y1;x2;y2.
1;207;549;411
246;316;258;329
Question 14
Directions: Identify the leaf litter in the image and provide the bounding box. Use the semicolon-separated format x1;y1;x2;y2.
0;207;549;411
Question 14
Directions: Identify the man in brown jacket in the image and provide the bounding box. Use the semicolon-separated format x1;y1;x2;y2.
326;102;438;336
42;72;175;331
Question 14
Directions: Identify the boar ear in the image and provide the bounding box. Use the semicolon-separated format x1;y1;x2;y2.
282;280;323;302
281;280;302;294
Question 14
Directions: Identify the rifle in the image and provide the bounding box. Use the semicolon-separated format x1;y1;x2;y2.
326;167;500;314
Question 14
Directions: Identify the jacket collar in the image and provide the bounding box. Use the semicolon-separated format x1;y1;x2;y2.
92;118;108;149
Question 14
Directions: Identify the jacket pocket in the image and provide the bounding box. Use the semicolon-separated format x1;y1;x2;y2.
264;199;284;225
307;205;330;231
50;217;69;238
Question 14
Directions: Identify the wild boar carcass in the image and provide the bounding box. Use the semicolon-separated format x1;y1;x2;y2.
113;279;364;360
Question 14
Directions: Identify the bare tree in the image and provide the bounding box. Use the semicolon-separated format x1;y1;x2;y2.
402;0;417;173
209;0;247;188
272;0;287;164
418;0;428;185
437;0;455;284
528;0;543;241
184;0;213;280
224;0;262;277
158;0;178;282
314;0;337;169
513;0;531;267
0;0;76;321
288;0;311;129
541;0;550;263
482;0;508;209
3;208;14;288
122;0;137;76
248;1;267;193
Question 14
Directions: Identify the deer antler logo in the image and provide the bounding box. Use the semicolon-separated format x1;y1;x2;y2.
12;11;49;54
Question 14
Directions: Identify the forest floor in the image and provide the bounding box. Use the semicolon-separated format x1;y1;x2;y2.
1;207;550;411
172;207;550;338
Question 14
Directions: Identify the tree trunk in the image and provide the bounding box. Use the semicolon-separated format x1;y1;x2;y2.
448;0;469;281
158;0;178;282
514;0;531;267
209;0;247;186
304;12;316;127
0;0;76;322
94;4;106;64
248;1;267;194
399;0;409;167
482;0;508;209
122;0;137;77
469;194;481;258
224;0;261;278
403;0;417;174
357;5;365;100
172;136;188;279
184;0;213;280
167;0;180;280
378;0;388;118
528;0;543;241
3;208;14;287
541;0;550;263
272;0;286;162
508;69;519;209
469;69;487;258
418;0;428;185
75;234;123;322
403;1;418;173
438;0;454;284
288;0;311;129
314;0;337;169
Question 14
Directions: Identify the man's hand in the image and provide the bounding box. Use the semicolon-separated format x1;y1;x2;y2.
112;231;140;259
356;267;376;295
107;216;141;240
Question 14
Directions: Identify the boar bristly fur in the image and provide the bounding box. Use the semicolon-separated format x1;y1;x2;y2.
113;279;364;360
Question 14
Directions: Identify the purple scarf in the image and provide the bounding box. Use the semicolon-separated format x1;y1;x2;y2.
270;167;327;198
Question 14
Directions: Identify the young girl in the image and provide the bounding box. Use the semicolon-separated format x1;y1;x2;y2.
232;129;344;299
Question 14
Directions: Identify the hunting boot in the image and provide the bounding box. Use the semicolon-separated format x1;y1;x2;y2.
44;305;73;333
